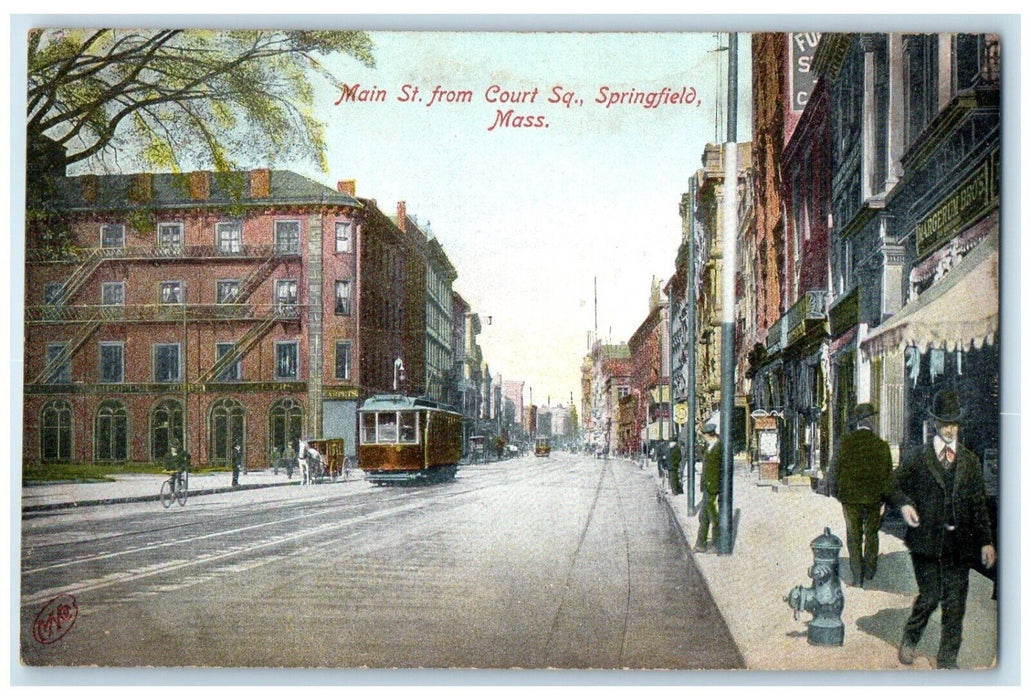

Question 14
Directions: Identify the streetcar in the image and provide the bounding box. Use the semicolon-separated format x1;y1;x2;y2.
534;436;551;458
358;394;463;485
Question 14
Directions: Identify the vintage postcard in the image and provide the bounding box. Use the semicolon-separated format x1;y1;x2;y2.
15;21;1011;676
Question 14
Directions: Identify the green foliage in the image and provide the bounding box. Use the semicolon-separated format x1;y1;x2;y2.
26;28;375;249
27;28;375;173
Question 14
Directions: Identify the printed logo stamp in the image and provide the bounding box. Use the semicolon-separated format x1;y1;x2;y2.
32;593;78;645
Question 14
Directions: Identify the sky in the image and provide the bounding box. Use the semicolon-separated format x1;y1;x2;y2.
46;28;754;410
298;31;753;408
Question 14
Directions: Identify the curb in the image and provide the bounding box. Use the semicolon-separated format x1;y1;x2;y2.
21;479;301;514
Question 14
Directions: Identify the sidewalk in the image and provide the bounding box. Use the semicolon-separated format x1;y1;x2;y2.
21;469;306;512
639;455;998;672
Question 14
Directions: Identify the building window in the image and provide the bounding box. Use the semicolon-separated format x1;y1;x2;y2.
154;343;181;382
99;342;124;383
953;34;982;94
44;283;63;305
209;398;245;463
101;282;125;306
151;398;184;460
216;280;240;304
269;398;304;457
95;400;128;462
335;341;352;380
275;220;301;253
275;341;299;380
335;221;352;252
275;279;298;312
159;281;183;304
157;222;183;247
216;221;243;254
904;34;938;149
101;224;125;249
46;342;71;383
41;400;73;463
216;342;241;381
334;280;352;315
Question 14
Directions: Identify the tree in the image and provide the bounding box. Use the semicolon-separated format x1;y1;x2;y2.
27;28;375;176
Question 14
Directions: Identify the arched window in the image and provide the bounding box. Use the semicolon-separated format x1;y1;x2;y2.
95;400;129;461
151;398;184;461
268;397;304;457
209;398;245;463
41;400;73;463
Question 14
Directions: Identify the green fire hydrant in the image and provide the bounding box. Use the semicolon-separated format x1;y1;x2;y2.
787;527;845;646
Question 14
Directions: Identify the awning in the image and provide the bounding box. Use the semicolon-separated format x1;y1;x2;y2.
862;229;998;358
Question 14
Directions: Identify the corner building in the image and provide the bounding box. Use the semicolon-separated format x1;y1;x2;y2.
25;169;377;470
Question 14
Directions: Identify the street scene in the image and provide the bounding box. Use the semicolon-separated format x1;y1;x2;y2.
17;25;1005;674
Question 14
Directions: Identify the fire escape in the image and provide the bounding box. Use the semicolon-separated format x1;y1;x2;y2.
27;243;301;388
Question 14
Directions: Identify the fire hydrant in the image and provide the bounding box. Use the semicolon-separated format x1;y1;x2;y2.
787;527;845;646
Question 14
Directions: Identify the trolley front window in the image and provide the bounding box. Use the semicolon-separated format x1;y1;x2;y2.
377;412;398;443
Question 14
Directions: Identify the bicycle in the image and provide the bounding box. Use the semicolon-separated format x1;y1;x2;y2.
160;469;189;508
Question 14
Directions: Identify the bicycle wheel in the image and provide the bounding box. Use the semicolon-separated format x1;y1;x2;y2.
160;479;174;509
176;479;188;506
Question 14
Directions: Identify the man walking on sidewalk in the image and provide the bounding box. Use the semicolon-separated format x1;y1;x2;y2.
891;389;996;670
829;402;893;587
694;422;721;553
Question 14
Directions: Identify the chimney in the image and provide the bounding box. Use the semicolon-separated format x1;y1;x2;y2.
188;171;210;200
397;201;407;232
129;173;153;203
337;179;357;197
81;174;98;204
250;169;271;199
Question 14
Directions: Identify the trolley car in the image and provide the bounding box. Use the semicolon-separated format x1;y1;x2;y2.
358;394;463;485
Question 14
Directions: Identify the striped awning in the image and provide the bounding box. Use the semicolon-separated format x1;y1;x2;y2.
862;229;998;358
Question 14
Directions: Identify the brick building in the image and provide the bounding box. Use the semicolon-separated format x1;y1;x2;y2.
23;168;416;470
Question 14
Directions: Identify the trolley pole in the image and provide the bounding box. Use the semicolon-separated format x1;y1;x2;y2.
718;32;738;556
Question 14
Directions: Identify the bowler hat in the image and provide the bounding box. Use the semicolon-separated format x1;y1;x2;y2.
853;403;877;424
929;389;965;424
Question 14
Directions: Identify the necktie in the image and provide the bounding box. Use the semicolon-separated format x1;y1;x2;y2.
940;446;955;465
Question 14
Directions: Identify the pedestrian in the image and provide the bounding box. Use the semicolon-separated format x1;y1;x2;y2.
890;389;996;670
232;444;242;487
284;442;296;478
669;439;683;495
694;422;721;553
828;402;894;587
656;441;668;485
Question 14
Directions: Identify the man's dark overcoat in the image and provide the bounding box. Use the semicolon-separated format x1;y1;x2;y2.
834;428;893;504
889;443;994;564
701;438;722;495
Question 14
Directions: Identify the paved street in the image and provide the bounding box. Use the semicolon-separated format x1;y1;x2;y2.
20;453;743;669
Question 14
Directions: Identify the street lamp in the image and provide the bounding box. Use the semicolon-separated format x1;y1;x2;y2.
393;357;406;392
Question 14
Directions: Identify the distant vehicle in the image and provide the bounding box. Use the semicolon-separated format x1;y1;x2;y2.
305;438;348;482
359;394;462;485
534;437;551;458
469;435;487;463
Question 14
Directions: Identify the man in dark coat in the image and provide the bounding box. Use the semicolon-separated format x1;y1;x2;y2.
831;402;894;586
669;439;683;495
693;422;721;553
890;389;996;669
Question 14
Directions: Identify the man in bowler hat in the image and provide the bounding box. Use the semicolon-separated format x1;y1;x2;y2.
890;389;996;669
693;422;721;553
830;402;894;586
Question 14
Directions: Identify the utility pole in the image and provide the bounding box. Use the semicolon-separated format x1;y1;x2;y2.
718;32;738;556
686;180;697;513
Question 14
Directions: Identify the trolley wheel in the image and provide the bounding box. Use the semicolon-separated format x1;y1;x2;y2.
160;479;174;509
